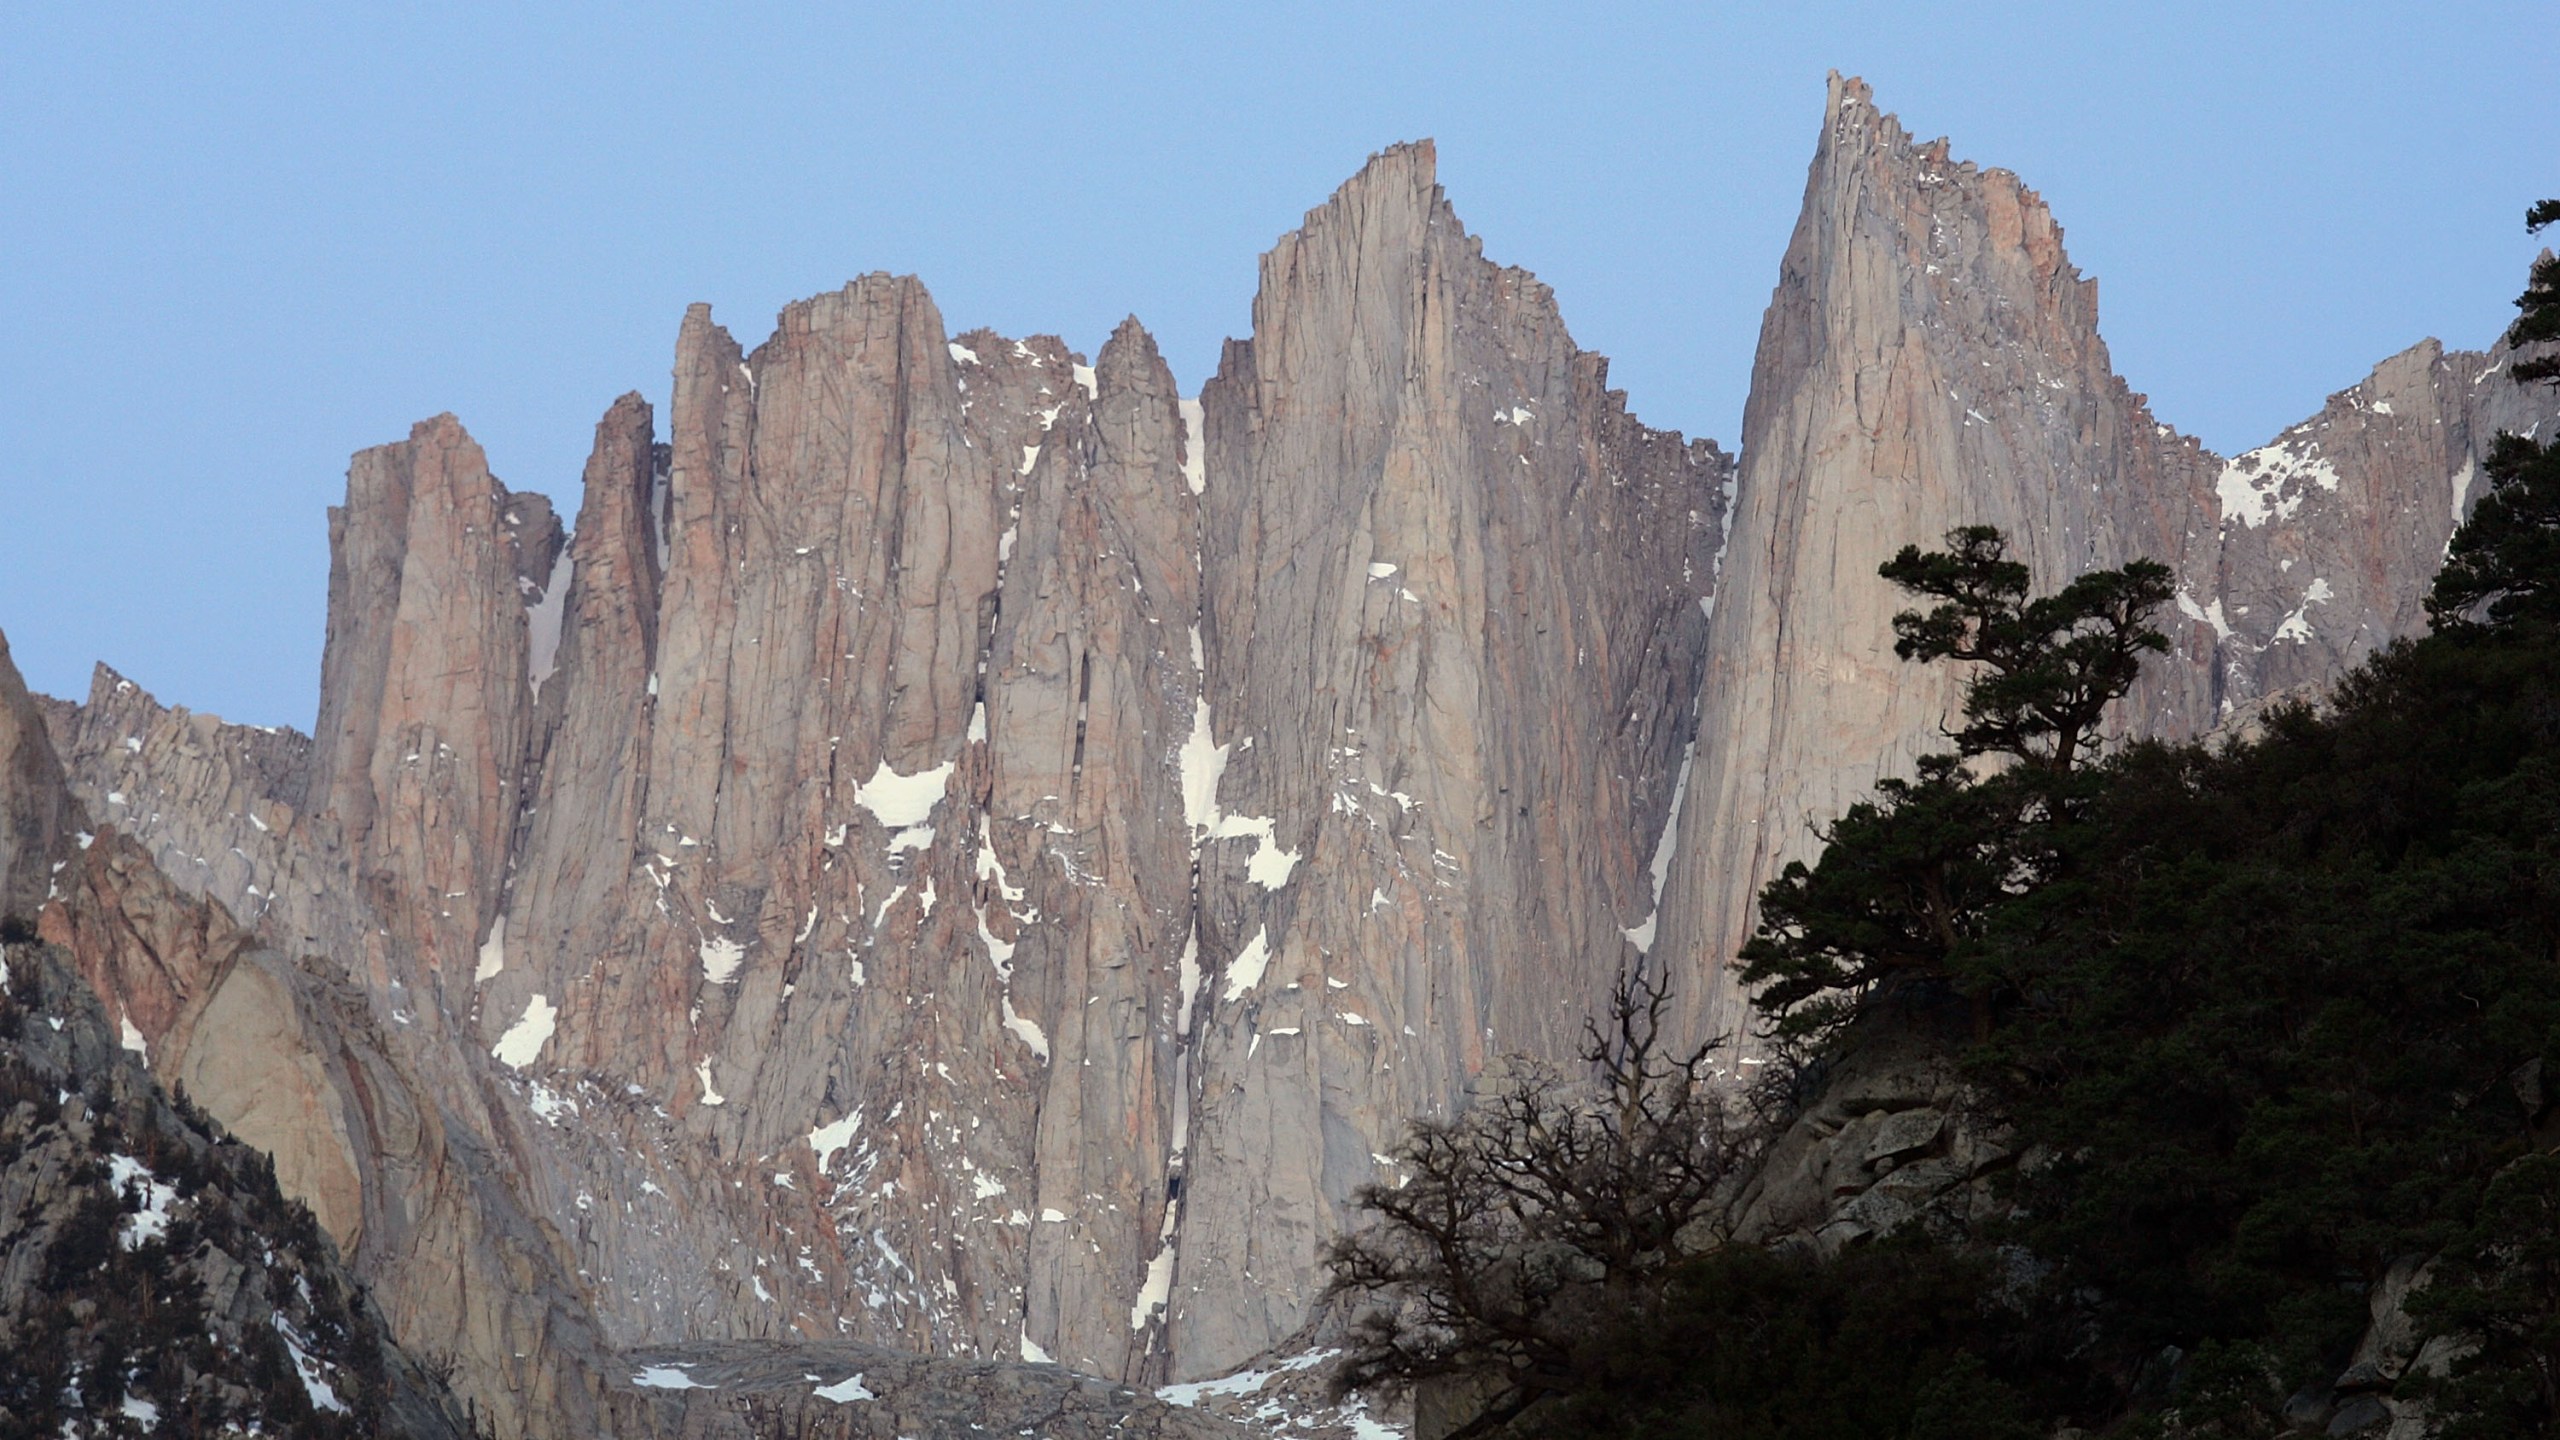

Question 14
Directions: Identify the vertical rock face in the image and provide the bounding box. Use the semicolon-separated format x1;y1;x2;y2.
310;414;562;1006
0;628;77;924
1654;74;2224;1046
1176;141;1724;1371
1652;75;2560;1046
25;78;2558;1434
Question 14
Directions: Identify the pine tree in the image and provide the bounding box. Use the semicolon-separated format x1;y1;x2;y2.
1739;527;2172;1048
2429;199;2560;626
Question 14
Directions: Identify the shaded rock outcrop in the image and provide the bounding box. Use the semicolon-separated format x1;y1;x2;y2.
1729;1023;2012;1253
25;668;632;1440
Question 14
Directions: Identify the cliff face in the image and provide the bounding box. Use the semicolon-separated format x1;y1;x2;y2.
1651;75;2560;1046
34;141;1720;1405
1179;141;1721;1367
22;77;2559;1436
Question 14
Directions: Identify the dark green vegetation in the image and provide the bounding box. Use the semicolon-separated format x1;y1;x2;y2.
0;945;469;1439
1739;523;2174;1051
1333;204;2560;1438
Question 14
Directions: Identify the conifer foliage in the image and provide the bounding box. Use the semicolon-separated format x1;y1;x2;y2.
1738;527;2173;1049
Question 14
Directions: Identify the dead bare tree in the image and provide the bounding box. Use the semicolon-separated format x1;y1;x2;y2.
1322;967;1765;1439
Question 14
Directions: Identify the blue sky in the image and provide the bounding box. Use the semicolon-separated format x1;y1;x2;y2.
3;3;2550;729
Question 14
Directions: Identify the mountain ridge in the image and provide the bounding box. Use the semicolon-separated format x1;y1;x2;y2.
8;76;2554;1439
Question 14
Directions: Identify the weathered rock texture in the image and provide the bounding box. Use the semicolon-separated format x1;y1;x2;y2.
1652;74;2560;1046
23;77;2560;1440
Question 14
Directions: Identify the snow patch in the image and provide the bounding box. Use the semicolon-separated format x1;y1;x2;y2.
948;341;980;365
1021;1333;1054;1364
1072;363;1098;399
1621;738;1696;953
1179;699;1230;832
634;1364;713;1391
273;1317;351;1412
2272;577;2335;645
526;546;574;694
492;993;556;1070
107;1155;177;1249
810;1111;860;1173
1157;1347;1336;1407
1178;397;1206;494
119;1013;149;1064
977;907;1016;978
475;914;507;983
813;1373;875;1403
1221;926;1272;1003
1176;927;1203;1033
1367;561;1399;579
854;757;955;830
976;815;1024;902
2217;435;2342;529
1129;1244;1175;1329
1179;698;1299;889
696;1057;725;1106
699;935;746;985
2175;588;2236;644
1001;994;1050;1061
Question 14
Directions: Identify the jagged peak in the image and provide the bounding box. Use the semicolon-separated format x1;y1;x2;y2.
1308;138;1438;220
1094;313;1169;385
1270;138;1460;266
344;411;481;470
779;269;937;324
1816;74;2072;280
